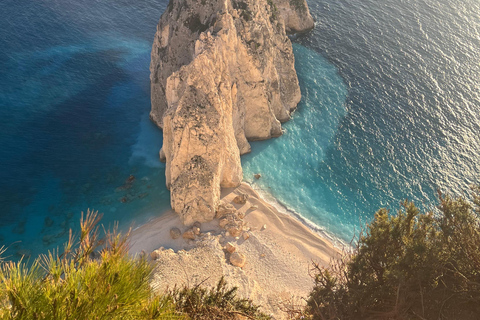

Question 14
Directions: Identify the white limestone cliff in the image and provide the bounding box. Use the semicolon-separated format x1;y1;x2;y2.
150;0;314;224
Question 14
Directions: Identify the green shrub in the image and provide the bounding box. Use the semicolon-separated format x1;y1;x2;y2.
0;210;182;320
307;186;480;320
0;210;268;320
167;277;270;320
290;0;306;13
267;0;278;22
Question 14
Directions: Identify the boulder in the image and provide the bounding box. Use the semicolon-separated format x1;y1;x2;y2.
193;221;202;229
219;213;244;231
219;217;230;229
216;203;236;219
150;249;161;260
182;229;196;240
230;252;246;268
193;226;201;235
233;193;249;205
225;242;236;253
170;227;181;239
226;224;243;238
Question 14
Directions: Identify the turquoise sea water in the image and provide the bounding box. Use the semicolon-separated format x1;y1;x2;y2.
1;0;479;258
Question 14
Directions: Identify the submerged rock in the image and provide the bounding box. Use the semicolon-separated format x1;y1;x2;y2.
44;217;54;227
12;219;26;234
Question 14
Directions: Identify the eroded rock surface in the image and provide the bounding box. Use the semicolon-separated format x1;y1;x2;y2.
150;0;314;224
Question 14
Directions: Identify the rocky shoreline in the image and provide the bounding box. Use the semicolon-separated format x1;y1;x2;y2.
129;183;340;319
141;2;333;317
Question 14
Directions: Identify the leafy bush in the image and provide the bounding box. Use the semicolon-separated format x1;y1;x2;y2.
290;0;306;13
167;277;270;320
0;210;268;320
0;210;182;320
307;186;480;320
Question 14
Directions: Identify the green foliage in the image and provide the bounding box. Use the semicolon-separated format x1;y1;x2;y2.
290;0;306;13
0;210;268;320
184;14;209;33
167;277;270;320
0;210;182;320
307;187;480;320
267;0;278;22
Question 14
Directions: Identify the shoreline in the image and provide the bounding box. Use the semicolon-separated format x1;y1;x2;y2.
243;179;349;249
129;182;342;319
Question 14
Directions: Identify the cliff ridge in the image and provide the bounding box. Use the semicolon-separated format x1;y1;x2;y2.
150;0;314;224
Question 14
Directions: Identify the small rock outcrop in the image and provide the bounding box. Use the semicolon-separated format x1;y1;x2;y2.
150;0;314;224
225;242;237;253
182;229;196;240
170;227;181;239
230;252;247;268
233;193;249;205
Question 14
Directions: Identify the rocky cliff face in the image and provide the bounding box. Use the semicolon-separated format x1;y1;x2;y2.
150;0;314;225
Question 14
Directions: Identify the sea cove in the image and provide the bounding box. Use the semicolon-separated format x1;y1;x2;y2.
1;0;479;264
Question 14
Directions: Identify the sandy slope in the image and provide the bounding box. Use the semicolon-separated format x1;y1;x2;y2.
129;183;341;319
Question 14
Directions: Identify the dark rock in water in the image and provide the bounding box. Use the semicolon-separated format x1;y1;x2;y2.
12;219;26;234
116;175;137;192
90;251;101;260
60;219;69;229
15;248;31;259
100;197;113;205
42;230;67;246
254;173;261;179
115;185;130;192
44;217;54;227
43;234;56;246
138;193;148;199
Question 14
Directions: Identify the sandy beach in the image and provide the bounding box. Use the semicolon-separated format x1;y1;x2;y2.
129;183;341;319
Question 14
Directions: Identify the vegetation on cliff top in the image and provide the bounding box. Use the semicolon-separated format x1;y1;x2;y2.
307;186;480;320
0;210;268;320
2;185;480;320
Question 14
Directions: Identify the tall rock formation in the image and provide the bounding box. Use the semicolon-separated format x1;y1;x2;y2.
150;0;314;225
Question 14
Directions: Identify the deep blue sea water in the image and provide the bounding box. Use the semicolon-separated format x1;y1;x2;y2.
1;0;479;258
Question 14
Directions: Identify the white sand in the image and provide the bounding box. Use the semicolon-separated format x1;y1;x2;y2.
129;183;341;319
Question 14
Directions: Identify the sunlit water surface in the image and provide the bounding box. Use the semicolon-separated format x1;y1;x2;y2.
0;0;479;258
